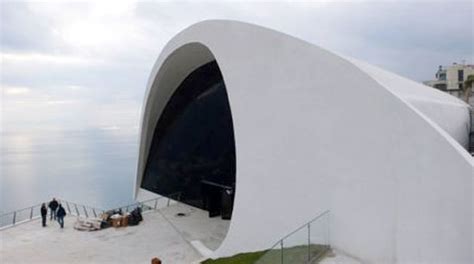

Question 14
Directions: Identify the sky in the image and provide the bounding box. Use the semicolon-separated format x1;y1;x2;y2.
1;0;473;133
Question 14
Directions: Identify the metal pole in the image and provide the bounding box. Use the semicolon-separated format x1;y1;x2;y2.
327;213;330;247
307;223;311;261
74;204;79;216
30;207;34;220
93;209;97;218
12;212;16;225
154;199;158;209
83;206;88;218
280;240;284;264
167;197;171;207
66;202;71;214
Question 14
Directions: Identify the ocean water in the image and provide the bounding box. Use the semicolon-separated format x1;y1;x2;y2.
0;128;138;215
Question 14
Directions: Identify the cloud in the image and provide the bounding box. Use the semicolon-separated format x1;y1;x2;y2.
1;1;472;132
2;52;95;65
3;86;31;95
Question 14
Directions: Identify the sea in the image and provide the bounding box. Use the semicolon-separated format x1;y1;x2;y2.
1;128;138;215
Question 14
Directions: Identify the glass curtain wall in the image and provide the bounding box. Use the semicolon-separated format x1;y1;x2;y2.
141;61;236;219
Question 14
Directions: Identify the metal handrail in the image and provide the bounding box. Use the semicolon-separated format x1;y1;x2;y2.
0;193;183;230
276;210;330;244
0;199;105;230
255;210;331;264
0;203;43;218
106;192;182;213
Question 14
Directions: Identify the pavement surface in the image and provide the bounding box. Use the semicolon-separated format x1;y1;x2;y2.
0;203;229;264
1;202;360;264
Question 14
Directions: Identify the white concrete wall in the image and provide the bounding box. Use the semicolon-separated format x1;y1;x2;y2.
136;20;473;264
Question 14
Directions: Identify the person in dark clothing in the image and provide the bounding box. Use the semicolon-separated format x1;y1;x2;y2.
40;203;47;227
56;204;66;228
48;198;59;221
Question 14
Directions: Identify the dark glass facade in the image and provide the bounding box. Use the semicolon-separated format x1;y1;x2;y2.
141;61;236;218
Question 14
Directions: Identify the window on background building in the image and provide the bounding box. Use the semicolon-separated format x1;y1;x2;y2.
439;73;446;81
458;70;464;81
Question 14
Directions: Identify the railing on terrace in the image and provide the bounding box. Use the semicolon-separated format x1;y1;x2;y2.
107;192;182;214
255;210;330;264
0;193;182;230
0;200;105;230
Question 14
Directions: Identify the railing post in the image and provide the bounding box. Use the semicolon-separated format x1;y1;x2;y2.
12;212;16;225
93;209;97;218
74;204;79;216
327;212;330;246
307;223;311;261
30;207;34;220
66;202;71;214
280;240;284;264
167;197;171;207
83;206;88;218
154;199;158;209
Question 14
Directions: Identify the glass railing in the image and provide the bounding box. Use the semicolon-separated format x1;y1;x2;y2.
255;210;330;264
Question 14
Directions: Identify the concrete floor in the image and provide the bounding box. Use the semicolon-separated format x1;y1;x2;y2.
0;203;230;264
160;203;231;251
320;249;362;264
0;202;359;264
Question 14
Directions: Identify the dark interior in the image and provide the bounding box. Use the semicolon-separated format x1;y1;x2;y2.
141;61;236;219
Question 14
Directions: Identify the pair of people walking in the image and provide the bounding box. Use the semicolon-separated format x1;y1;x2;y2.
41;198;66;228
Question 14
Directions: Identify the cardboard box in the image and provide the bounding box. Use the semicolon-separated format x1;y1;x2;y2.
111;218;121;228
121;215;128;227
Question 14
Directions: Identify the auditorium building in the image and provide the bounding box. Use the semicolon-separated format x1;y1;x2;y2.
134;20;473;263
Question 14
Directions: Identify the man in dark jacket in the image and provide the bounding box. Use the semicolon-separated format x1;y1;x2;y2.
56;204;66;228
40;203;47;227
48;198;59;220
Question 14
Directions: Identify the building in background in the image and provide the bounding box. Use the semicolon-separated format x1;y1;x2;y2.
424;62;474;99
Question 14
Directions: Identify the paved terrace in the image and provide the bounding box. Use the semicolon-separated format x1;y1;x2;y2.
1;203;360;264
0;203;228;264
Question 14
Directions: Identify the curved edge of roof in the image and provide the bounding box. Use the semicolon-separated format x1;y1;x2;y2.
345;57;473;164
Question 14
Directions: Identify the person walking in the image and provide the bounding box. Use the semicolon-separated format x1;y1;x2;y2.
48;198;59;221
40;203;47;227
56;204;66;229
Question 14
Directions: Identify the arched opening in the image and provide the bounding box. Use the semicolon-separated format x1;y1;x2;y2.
141;60;236;220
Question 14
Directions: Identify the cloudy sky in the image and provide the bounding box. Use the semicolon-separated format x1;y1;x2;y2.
1;0;473;133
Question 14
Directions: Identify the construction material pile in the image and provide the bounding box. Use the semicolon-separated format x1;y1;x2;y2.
74;207;143;231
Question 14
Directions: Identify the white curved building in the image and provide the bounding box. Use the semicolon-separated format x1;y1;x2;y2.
135;20;473;263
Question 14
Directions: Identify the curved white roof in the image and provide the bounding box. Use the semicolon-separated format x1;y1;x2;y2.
349;58;471;147
136;20;473;263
